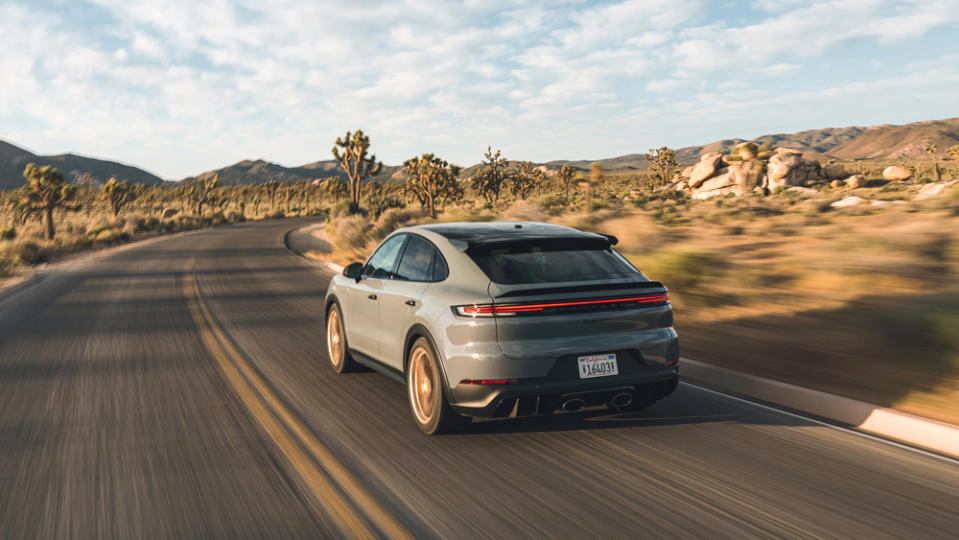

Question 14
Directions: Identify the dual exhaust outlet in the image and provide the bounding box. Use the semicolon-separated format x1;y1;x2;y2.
560;392;632;412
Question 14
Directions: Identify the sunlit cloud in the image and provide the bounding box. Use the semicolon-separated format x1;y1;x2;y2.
0;0;957;178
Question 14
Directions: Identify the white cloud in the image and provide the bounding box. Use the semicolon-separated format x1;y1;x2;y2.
0;0;957;178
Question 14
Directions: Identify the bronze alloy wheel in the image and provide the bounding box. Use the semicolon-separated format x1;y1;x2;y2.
408;344;435;425
327;308;344;369
326;304;356;373
406;337;469;434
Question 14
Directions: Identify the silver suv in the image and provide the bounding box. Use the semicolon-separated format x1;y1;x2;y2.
324;222;679;434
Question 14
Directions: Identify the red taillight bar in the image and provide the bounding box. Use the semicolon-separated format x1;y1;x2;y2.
460;379;517;385
455;294;669;316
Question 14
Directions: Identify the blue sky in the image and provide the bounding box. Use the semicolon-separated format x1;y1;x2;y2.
1;0;957;179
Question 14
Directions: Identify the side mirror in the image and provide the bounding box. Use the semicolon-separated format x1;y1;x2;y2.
343;262;363;281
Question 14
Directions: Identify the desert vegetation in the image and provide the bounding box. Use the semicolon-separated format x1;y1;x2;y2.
3;131;959;423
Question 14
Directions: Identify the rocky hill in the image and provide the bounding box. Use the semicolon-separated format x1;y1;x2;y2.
549;117;959;171
181;158;403;185
0;139;164;190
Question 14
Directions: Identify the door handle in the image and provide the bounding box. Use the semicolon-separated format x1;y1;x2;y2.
368;294;377;300
405;300;416;306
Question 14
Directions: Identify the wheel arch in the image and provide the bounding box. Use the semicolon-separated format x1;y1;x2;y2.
404;324;454;400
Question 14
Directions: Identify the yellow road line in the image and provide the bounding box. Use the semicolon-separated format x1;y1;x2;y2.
184;265;414;540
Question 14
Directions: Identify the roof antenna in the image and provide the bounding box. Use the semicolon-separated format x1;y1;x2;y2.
514;223;522;229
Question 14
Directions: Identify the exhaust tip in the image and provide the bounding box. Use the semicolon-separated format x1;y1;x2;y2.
609;392;633;409
561;398;586;412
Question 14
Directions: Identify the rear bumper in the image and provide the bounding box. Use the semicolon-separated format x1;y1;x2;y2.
449;366;679;418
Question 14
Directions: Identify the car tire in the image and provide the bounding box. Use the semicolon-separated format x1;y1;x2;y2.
326;303;358;373
406;337;469;435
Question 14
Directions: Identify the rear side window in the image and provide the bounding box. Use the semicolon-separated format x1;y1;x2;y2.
395;236;435;282
432;252;448;281
468;240;638;284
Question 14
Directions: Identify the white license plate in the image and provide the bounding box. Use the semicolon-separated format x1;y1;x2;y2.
577;353;618;379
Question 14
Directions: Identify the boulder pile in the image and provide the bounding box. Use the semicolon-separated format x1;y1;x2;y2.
674;144;861;199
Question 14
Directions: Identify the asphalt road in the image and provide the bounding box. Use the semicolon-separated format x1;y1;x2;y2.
1;218;958;539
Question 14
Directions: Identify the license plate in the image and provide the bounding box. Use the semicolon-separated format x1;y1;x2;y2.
577;353;618;379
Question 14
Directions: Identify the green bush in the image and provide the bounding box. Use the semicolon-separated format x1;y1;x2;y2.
0;226;15;240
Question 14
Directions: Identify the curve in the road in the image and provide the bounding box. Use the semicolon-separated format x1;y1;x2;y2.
2;218;958;539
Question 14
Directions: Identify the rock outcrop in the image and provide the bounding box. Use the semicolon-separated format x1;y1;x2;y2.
845;174;865;188
882;166;913;181
689;152;724;188
676;144;846;199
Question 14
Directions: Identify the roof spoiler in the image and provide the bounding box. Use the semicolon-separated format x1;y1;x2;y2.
464;234;613;254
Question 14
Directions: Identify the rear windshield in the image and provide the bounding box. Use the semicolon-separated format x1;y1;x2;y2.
468;241;639;284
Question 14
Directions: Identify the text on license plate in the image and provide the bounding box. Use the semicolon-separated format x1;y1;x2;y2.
577;353;618;379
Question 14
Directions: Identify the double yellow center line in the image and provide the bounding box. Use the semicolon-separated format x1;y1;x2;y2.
184;261;413;539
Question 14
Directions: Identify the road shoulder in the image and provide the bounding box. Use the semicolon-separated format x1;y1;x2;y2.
682;358;959;459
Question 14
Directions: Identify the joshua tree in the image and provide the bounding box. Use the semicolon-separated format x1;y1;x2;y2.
403;153;462;218
332;129;383;210
363;182;404;219
15;163;81;240
320;177;348;201
925;144;942;182
185;174;221;216
263;179;280;210
643;146;679;189
471;146;509;204
558;164;575;202
948;145;959;180
507;161;542;200
580;162;604;212
101;178;135;217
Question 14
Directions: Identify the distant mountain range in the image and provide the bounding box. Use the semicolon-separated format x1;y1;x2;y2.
2;117;957;189
0;139;163;190
548;117;959;172
180;158;403;186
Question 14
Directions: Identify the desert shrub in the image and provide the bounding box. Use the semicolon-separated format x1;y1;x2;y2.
164;215;204;232
915;233;952;262
331;216;371;253
15;241;51;265
142;217;161;231
121;219;139;237
330;200;359;218
0;255;12;277
649;202;688;226
634;248;728;295
372;207;421;239
224;210;246;224
500;200;548;222
266;209;285;219
364;192;404;220
94;228;130;245
529;193;568;215
86;220;115;238
0;226;15;240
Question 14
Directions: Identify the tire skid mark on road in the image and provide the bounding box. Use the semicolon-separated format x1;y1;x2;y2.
184;259;413;540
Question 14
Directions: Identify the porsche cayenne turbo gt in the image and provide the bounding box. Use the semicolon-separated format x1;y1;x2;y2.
324;222;679;434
